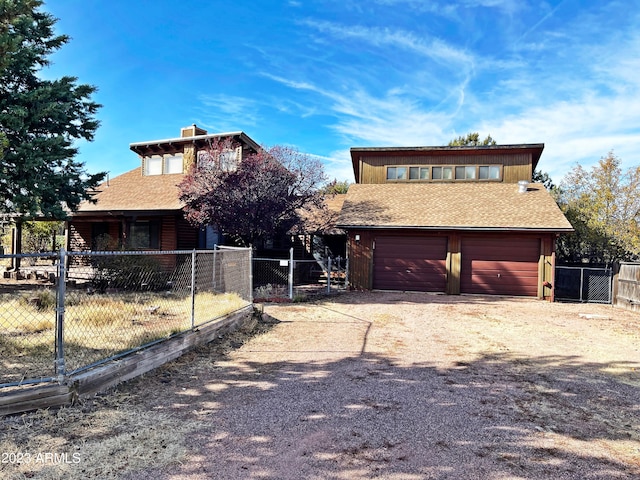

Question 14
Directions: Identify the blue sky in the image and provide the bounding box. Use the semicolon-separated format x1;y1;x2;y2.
43;0;640;184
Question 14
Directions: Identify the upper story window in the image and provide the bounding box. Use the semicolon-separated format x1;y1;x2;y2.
432;166;453;180
144;156;163;176
386;166;407;180
479;165;501;180
143;154;184;176
387;165;502;182
410;167;430;180
164;155;184;174
197;147;241;172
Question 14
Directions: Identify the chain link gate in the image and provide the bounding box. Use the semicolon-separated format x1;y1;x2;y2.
555;266;612;304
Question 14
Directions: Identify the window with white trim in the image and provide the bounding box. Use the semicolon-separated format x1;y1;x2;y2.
163;154;184;174
196;147;241;171
144;156;163;176
143;154;184;175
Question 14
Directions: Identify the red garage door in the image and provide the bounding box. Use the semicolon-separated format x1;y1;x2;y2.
461;237;540;296
373;236;447;292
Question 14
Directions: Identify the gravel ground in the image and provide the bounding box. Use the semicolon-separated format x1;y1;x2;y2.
126;292;639;480
2;292;639;479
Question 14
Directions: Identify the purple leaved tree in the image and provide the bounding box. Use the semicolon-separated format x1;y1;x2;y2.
179;140;327;247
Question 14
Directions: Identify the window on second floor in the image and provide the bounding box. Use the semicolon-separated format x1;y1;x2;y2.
387;164;502;182
479;165;501;180
386;166;407;180
144;156;163;176
143;154;184;176
432;166;453;180
164;155;184;174
197;147;241;172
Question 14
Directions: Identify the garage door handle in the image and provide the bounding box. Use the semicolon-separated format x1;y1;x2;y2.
497;273;501;278
406;270;412;273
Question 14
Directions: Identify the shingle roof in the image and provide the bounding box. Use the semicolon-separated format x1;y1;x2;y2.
336;183;573;231
73;167;185;214
290;194;347;235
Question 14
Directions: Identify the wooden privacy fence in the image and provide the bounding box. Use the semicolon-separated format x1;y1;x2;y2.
613;262;640;312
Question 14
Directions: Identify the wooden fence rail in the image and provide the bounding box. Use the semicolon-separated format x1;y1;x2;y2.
0;307;254;416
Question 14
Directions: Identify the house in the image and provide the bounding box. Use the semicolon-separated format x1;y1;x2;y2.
67;125;261;252
336;144;573;300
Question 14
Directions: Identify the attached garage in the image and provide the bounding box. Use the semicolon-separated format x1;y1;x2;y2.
338;182;574;300
460;236;540;296
373;236;447;292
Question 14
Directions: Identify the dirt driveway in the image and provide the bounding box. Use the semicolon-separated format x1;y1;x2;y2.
2;292;639;479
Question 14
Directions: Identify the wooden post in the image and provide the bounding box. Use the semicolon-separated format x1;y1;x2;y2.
11;220;22;271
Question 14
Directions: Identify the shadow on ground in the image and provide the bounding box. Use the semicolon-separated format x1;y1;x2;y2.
119;304;639;480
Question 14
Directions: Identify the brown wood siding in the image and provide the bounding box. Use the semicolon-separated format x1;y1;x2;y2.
460;235;541;296
107;222;121;245
373;236;447;292
176;216;199;250
161;215;177;250
347;230;376;290
359;153;532;184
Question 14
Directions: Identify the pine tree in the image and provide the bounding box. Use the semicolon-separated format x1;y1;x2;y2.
0;0;104;219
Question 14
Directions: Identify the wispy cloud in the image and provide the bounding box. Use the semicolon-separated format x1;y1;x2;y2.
200;1;640;183
302;20;475;68
198;94;261;130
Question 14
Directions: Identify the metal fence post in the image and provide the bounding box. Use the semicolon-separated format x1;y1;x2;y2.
213;245;217;292
54;248;67;381
249;246;254;303
345;256;349;290
191;249;197;329
327;256;332;294
289;247;294;300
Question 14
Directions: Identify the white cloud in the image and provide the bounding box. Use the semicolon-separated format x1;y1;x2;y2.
303;20;475;68
198;94;261;129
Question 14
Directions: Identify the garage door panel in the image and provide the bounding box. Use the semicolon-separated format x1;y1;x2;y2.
468;260;539;274
373;236;447;292
461;237;540;296
466;281;537;296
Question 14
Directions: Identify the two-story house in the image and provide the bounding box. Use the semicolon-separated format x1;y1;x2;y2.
336;144;573;300
67;125;261;252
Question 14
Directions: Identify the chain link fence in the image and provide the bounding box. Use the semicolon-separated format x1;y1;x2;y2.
0;247;251;388
555;265;612;304
253;249;347;301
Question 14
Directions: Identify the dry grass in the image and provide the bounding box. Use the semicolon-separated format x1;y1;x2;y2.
0;391;195;480
0;289;248;383
0;316;274;480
